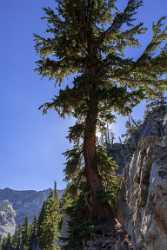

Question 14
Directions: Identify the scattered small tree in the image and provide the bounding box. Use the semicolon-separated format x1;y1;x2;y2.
21;217;30;250
29;217;38;250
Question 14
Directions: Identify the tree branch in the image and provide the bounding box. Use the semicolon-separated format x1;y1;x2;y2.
97;0;143;44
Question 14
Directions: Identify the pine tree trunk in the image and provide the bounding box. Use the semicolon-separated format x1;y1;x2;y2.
83;89;112;219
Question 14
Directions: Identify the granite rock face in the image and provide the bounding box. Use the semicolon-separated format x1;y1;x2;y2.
0;188;52;225
0;200;16;237
118;106;167;250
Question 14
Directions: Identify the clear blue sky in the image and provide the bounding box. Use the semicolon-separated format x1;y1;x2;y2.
0;0;166;191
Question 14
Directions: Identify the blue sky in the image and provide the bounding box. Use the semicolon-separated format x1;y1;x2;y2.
0;0;166;191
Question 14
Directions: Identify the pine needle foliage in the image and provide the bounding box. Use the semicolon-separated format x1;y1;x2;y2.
35;0;167;217
96;145;121;208
38;191;61;250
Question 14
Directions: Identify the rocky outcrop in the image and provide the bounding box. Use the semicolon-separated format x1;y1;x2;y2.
0;200;16;237
118;106;167;250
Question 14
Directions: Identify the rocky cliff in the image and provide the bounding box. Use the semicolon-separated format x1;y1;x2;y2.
118;106;167;250
0;200;16;237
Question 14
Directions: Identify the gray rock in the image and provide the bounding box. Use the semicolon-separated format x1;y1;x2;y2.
118;106;167;250
0;200;16;237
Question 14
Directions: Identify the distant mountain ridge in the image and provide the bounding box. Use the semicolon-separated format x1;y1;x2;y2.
0;187;63;237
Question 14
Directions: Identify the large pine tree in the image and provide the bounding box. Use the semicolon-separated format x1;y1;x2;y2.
35;0;167;218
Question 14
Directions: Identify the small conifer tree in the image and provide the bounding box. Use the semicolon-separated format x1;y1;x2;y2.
29;216;38;250
38;189;61;250
21;217;29;250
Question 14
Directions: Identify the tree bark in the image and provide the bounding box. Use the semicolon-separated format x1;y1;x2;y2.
83;88;113;219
